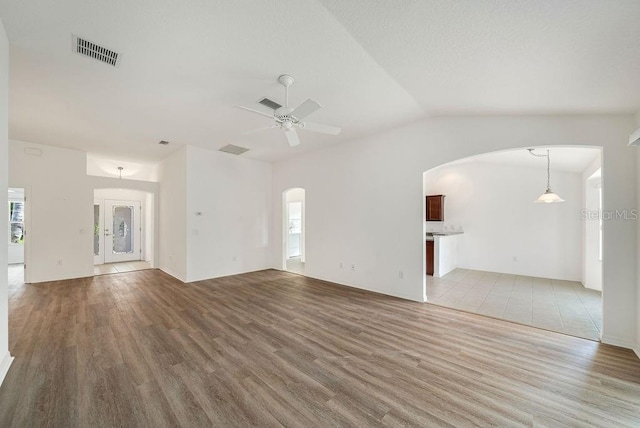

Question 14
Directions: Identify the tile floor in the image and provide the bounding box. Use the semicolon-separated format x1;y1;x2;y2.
7;262;153;285
7;264;23;289
427;269;602;341
93;261;152;276
286;256;305;275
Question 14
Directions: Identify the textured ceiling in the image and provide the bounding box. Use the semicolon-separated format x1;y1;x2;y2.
0;0;639;163
447;147;601;173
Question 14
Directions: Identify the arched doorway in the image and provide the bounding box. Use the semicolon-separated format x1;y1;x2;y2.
423;146;603;341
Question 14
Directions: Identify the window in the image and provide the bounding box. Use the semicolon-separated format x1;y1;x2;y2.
9;201;24;245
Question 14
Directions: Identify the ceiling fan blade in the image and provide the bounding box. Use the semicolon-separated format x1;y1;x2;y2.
242;124;278;135
285;129;300;147
300;121;341;135
291;99;321;120
235;105;274;118
258;97;282;111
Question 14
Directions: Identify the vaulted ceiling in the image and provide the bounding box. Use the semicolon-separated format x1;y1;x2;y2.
1;0;639;163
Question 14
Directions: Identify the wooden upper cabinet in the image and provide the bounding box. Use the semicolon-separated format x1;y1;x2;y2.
426;195;445;221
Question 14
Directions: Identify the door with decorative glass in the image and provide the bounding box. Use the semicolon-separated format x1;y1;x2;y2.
104;200;142;263
93;200;103;265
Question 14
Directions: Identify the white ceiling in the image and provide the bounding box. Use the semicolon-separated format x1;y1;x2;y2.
1;1;639;163
447;147;601;173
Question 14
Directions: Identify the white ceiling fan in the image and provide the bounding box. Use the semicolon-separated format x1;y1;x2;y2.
236;74;341;147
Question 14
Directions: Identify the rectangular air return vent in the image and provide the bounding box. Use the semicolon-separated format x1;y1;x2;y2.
219;144;249;155
72;34;121;67
258;97;282;111
158;140;170;145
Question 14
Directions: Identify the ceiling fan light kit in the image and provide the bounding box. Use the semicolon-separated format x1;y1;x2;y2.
236;74;341;147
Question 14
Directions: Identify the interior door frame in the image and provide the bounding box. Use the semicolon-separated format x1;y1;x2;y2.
93;199;104;265
287;201;303;258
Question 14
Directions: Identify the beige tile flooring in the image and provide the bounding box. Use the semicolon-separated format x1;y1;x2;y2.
427;269;602;341
94;261;152;276
7;262;153;286
8;264;23;289
286;256;305;275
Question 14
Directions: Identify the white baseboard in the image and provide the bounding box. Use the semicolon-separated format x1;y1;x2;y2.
0;352;14;387
158;267;186;283
601;334;635;350
634;343;640;360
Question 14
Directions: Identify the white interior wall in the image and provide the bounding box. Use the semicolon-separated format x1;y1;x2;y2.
636;121;640;357
9;140;94;283
634;111;640;357
272;115;637;350
0;15;12;385
185;145;271;282
423;161;583;281
285;188;305;264
94;188;154;265
145;192;154;265
582;156;603;291
158;147;187;281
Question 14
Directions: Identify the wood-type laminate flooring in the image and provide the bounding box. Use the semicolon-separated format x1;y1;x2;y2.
1;268;640;427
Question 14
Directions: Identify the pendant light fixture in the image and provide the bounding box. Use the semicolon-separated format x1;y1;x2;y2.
527;149;565;203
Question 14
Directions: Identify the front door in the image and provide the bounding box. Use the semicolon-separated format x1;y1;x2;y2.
104;200;141;263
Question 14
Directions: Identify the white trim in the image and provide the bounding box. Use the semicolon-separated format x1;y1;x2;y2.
601;334;635;350
634;343;640;360
159;268;186;283
0;352;14;386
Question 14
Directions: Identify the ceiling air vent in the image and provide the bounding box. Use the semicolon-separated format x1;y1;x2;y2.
158;140;170;145
72;34;121;67
258;97;282;111
219;144;250;155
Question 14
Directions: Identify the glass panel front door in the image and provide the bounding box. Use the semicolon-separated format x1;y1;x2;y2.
112;205;134;254
103;199;142;263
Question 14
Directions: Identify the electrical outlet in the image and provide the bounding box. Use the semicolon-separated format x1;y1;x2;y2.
339;262;343;269
351;264;355;271
57;259;63;266
399;270;403;279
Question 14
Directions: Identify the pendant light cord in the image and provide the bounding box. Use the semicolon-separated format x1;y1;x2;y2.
546;149;550;191
527;148;551;190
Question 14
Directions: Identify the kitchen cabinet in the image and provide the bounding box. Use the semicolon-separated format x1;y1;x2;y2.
426;195;445;221
426;233;461;277
426;240;434;276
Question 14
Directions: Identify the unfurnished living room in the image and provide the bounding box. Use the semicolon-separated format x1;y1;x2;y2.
1;1;640;427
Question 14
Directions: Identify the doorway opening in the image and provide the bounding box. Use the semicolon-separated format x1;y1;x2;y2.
7;187;25;287
283;188;305;275
422;146;603;341
93;189;154;275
